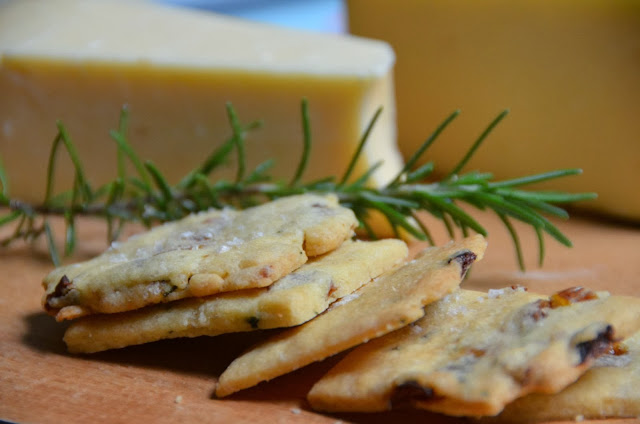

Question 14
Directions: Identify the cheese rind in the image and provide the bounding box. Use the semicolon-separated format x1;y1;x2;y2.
0;0;402;201
348;0;640;221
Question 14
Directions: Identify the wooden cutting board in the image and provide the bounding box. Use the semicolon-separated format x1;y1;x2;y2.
1;209;639;424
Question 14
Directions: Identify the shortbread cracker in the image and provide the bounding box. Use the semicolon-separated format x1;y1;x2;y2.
489;331;640;422
215;235;486;397
64;239;408;353
307;287;640;417
43;194;357;320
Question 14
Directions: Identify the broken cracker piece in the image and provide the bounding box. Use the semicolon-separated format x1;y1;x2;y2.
486;331;640;422
215;234;486;398
43;194;357;320
64;239;407;353
307;287;640;417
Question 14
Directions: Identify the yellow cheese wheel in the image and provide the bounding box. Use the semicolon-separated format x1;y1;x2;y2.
348;0;640;222
0;0;403;202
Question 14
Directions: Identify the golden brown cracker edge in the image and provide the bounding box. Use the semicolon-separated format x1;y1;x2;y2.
64;239;408;353
214;235;487;397
43;194;357;320
307;287;640;417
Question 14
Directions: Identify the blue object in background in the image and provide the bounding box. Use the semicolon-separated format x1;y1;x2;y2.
156;0;346;33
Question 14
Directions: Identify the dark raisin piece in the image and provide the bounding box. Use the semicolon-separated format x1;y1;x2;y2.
390;381;434;409
576;325;615;364
45;275;74;309
53;275;73;297
163;284;178;297
246;316;260;329
447;250;477;277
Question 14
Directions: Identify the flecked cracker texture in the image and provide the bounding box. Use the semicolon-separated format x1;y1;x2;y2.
43;194;357;321
486;330;640;422
64;239;408;353
307;287;640;417
215;235;486;398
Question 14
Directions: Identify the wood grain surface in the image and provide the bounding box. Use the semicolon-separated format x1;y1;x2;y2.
1;210;639;424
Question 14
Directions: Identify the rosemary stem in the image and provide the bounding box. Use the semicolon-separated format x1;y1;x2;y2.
0;102;596;270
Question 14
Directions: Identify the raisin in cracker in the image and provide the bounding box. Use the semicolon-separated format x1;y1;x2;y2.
43;194;357;321
214;235;486;397
488;331;640;422
64;239;407;353
307;287;640;417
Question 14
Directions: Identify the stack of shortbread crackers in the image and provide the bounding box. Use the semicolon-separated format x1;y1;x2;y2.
42;194;640;422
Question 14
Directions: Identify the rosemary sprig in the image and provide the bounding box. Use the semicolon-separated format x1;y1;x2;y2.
0;102;596;269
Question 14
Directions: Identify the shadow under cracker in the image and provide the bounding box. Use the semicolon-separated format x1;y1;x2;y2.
89;331;270;377
23;313;281;380
22;311;71;355
22;311;278;377
21;313;472;423
211;350;347;403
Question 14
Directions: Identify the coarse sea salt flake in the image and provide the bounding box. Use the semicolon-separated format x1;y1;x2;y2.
442;291;460;304
198;309;208;325
488;288;505;299
109;253;128;263
148;282;163;296
228;236;244;246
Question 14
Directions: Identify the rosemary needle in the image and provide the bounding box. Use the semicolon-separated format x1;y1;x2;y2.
0;101;597;270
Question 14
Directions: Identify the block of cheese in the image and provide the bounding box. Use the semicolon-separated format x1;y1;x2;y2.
348;0;640;222
0;0;402;202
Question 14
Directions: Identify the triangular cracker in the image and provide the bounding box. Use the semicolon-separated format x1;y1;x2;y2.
307;287;640;417
488;331;640;422
64;239;408;353
215;235;486;397
43;194;357;320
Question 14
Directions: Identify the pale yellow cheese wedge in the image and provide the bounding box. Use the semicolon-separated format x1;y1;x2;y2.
348;0;640;221
0;0;402;202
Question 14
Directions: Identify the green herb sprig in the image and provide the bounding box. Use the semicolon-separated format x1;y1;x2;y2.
0;100;596;269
